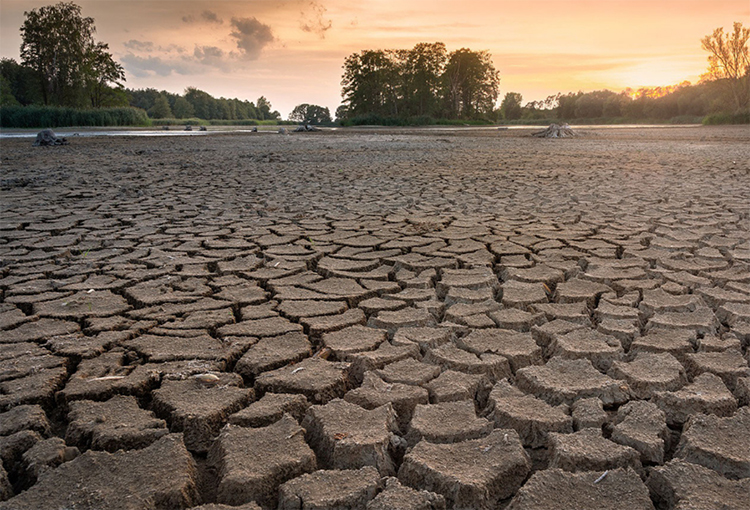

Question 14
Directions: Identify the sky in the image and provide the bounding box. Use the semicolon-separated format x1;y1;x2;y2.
1;0;748;118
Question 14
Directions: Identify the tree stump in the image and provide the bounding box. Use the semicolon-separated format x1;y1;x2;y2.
532;124;578;138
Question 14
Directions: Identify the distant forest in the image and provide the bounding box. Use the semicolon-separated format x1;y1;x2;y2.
336;37;749;126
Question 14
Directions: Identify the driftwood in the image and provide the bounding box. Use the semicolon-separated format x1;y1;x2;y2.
33;129;68;147
532;123;578;138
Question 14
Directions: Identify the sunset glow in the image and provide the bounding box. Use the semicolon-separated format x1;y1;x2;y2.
1;0;748;116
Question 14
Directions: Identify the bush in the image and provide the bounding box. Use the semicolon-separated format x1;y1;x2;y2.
702;111;750;124
0;105;150;128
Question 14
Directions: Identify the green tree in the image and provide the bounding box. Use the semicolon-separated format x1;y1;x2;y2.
400;42;447;117
256;96;280;120
0;58;43;105
148;94;173;118
289;103;332;124
20;2;124;107
172;96;194;119
443;49;499;119
83;42;125;107
499;92;522;120
341;49;400;117
701;22;750;110
0;75;19;106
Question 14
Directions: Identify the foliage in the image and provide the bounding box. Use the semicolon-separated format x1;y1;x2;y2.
500;92;523;120
20;2;124;107
341;42;499;122
701;22;750;110
702;110;750;124
443;48;499;119
148;94;173;118
0;105;149;128
289;103;332;124
172;96;194;119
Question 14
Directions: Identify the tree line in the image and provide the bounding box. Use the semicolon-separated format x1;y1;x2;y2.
338;42;500;123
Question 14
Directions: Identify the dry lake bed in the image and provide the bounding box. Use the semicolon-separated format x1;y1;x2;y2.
1;125;749;509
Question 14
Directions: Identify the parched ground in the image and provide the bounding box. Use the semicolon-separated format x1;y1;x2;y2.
1;126;749;510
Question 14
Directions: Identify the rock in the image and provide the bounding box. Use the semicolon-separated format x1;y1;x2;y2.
277;467;381;509
675;406;750;479
366;477;446;510
66;395;168;451
208;416;316;508
0;461;10;501
5;434;199;509
228;392;309;427
301;399;398;476
398;429;530;509
405;401;493;446
611;401;668;464
647;459;750;510
548;427;642;474
507;468;654;510
32;129;68;147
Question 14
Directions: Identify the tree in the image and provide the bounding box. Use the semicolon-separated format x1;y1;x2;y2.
256;96;280;120
289;103;332;124
400;42;447;117
172;96;194;119
0;75;19;106
148;94;173;118
499;92;522;120
20;2;124;107
341;49;400;117
0;58;43;105
701;22;750;110
83;42;125;107
443;49;499;119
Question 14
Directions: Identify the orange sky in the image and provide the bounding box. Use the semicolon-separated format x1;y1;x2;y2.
1;0;748;117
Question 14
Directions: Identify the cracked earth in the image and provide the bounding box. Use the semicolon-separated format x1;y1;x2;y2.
0;126;749;509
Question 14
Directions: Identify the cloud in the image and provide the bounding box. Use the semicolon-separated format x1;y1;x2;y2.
123;39;154;52
193;45;230;70
230;17;275;60
183;9;223;24
121;53;197;77
201;10;223;24
300;1;332;38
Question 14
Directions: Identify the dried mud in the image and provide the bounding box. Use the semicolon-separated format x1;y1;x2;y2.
1;126;749;509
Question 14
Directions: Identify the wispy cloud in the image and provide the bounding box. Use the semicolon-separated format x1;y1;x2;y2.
182;10;223;24
300;1;332;38
123;39;154;52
